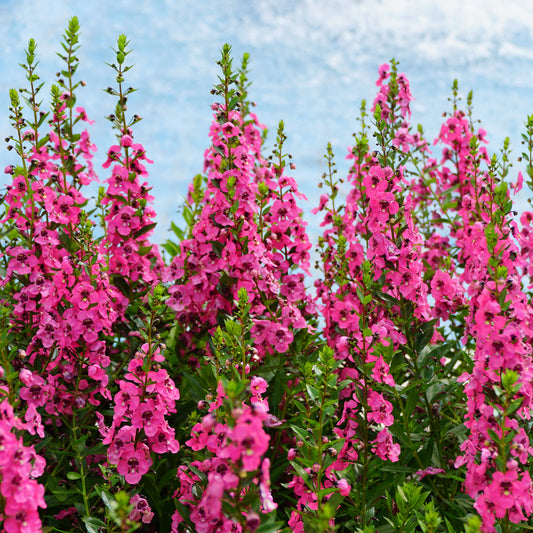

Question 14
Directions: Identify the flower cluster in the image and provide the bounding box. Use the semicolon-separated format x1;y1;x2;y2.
312;63;432;490
0;396;46;533
100;134;165;285
4;24;533;533
98;342;180;485
1;26;173;532
446;125;533;528
167;111;314;353
1;97;126;433
166;47;315;366
172;378;274;532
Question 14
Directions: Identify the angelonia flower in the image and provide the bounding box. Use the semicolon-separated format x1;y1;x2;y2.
450;148;533;527
100;133;165;285
313;62;430;477
2;103;127;432
171;379;274;532
128;494;154;524
6;28;533;533
97;343;180;484
0;396;46;533
166;71;315;363
416;87;533;529
1;32;173;530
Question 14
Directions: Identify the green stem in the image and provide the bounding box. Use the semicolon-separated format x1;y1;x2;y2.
71;414;91;518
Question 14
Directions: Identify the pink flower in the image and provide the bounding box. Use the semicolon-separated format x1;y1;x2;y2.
3;509;43;533
250;376;267;397
288;511;305;533
72;282;99;310
512;428;533;464
367;391;394;427
371;356;395;387
120;134;133;147
204;473;224;517
312;193;330;214
267;324;294;354
484;470;520;519
337;478;351;497
376;63;390;85
464;462;488;498
259;458;277;512
150;423;180;454
76;106;95;124
373;429;400;462
513;171;524;192
392;127;414;152
116;443;152;484
6;247;38;276
114;381;140;418
474;495;496;532
368;192;399;225
129;494;154;524
131;400;165;437
228;414;269;471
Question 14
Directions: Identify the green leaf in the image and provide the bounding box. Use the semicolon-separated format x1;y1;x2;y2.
110;274;131;299
137;244;153;256
486;428;501;444
50;488;80;502
82;517;107;533
163;239;180;258
66;471;81;480
72;435;88;453
188;464;208;484
133;222;157;239
414;319;437;353
289;460;311;484
86;443;107;456
305;383;320;403
405;385;420;418
58;230;80;254
224;319;242;336
420;343;451;368
100;489;115;510
374;290;399;307
507;398;524;416
291;425;310;443
256;516;286;533
362;293;372;305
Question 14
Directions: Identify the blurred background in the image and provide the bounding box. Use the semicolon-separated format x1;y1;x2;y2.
1;0;533;245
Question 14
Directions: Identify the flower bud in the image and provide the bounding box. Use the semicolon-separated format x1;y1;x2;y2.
327;447;337;457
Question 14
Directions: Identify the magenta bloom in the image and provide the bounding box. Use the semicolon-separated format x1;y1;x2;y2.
373;429;401;462
337;478;351;497
267;324;294;354
484;470;520;519
367;391;394;427
250;376;268;397
259;458;277;512
116;443;152;485
228;414;269;471
131;400;165;437
3;509;43;533
129;494;154;524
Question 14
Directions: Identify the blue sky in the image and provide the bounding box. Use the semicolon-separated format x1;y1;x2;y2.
2;0;533;244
